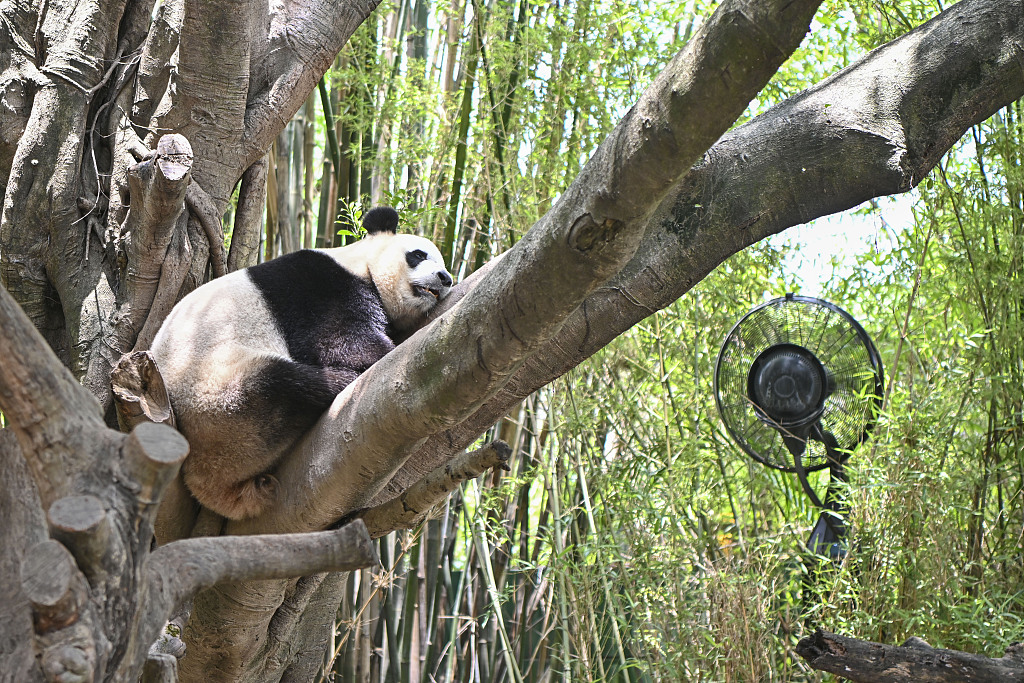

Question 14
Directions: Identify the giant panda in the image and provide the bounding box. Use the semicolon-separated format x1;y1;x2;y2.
149;207;453;521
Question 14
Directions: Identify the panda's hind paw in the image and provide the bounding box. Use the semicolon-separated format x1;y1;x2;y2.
216;475;278;520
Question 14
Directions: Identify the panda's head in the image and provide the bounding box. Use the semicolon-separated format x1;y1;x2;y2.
328;207;453;334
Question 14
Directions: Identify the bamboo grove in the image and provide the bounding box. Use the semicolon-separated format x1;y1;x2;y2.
214;0;1024;680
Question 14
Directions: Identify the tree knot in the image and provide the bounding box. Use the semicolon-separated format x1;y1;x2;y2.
567;213;624;252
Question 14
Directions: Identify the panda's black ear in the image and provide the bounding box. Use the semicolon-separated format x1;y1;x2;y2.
363;206;399;235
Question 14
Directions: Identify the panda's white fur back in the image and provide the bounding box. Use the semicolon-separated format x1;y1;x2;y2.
149;207;451;523
153;270;290;406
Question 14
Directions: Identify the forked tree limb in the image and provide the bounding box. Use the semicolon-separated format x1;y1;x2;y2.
233;0;824;536
797;629;1024;682
110;521;375;683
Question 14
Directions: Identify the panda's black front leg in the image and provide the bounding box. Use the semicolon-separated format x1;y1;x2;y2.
250;357;363;436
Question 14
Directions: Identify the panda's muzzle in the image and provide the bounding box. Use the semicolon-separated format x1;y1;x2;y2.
413;271;453;301
413;284;441;300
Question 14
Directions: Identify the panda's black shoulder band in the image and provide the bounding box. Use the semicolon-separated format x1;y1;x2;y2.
363;206;399;234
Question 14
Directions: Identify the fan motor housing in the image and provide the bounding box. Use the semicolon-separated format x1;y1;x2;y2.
713;294;885;473
747;343;831;428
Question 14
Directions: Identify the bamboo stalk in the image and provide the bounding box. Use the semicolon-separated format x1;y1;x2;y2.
264;140;278;261
318;78;343;183
442;1;480;265
470;478;525;683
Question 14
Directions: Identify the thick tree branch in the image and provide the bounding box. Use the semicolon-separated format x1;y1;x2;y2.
241;0;383;170
235;0;822;535
133;0;182;131
561;0;824;226
796;629;1024;682
107;0;182;239
373;0;1024;503
145;520;375;615
168;0;255;199
0;281;108;507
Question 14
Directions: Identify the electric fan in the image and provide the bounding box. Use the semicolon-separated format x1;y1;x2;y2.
713;294;884;558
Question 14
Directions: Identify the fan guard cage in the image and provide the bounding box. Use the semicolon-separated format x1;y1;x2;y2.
714;295;884;472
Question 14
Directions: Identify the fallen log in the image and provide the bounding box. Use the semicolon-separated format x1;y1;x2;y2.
796;629;1024;682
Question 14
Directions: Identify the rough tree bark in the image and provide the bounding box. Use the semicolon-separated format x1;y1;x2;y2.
0;0;1021;681
797;629;1024;682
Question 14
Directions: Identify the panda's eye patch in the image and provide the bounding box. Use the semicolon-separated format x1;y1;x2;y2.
406;250;428;268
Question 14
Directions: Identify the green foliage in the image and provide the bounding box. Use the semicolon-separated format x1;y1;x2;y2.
257;0;1024;679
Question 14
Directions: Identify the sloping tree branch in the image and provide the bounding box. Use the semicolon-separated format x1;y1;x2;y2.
371;0;1024;504
147;521;376;607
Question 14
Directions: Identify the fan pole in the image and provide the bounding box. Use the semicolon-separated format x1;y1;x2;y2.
804;430;848;560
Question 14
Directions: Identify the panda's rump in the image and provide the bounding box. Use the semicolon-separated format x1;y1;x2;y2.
177;353;364;519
